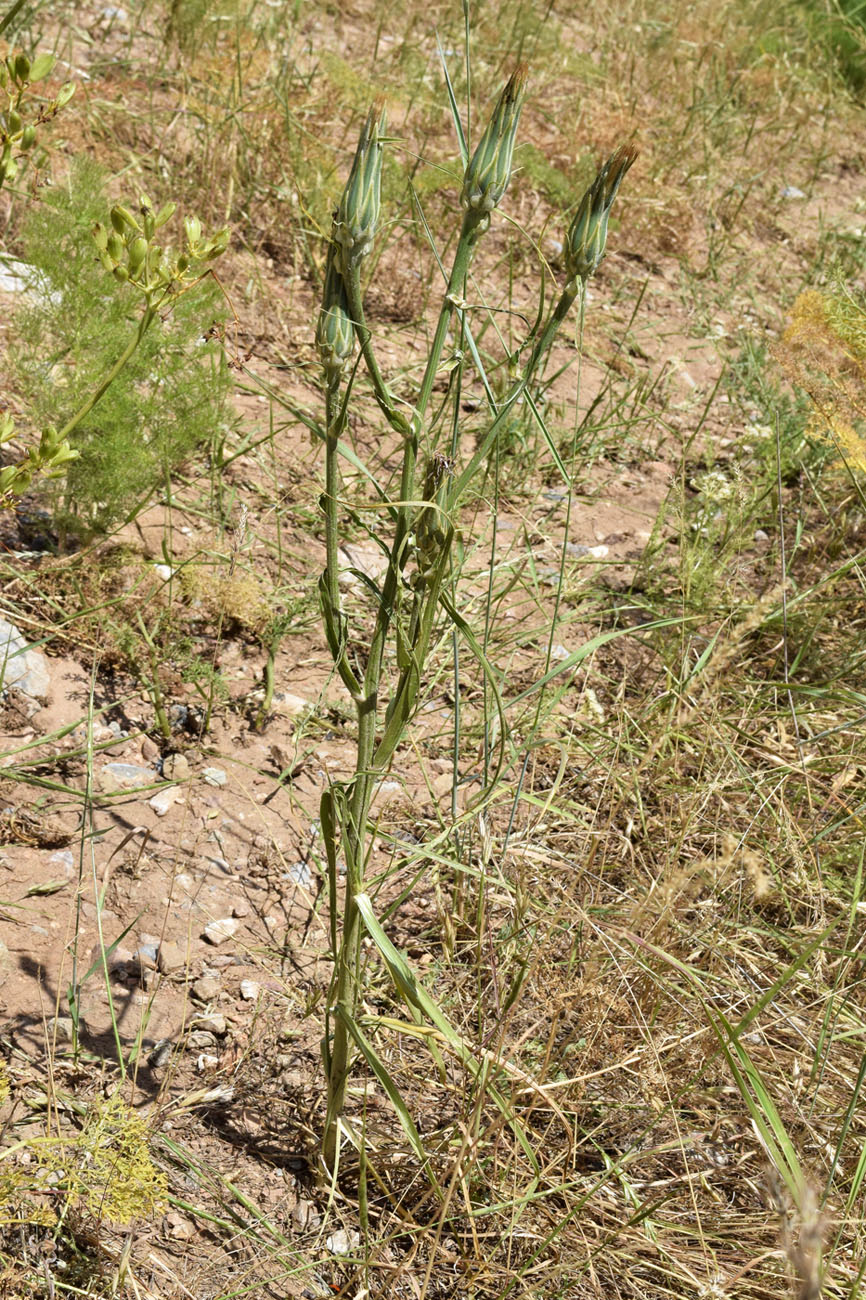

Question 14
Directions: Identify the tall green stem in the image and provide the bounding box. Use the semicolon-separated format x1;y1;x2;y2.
322;214;483;1169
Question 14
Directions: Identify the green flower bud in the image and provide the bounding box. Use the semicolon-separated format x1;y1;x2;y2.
461;64;527;217
7;110;22;137
106;231;124;262
13;54;30;85
316;242;355;380
21;124;36;150
333;99;386;276
565;143;638;283
202;228;229;260
28;53;56;84
127;236;148;276
184;215;202;250
139;194;155;240
155;201;176;229
111;204;140;234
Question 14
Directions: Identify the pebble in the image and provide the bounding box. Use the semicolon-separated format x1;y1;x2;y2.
148;1039;173;1068
149;787;177;817
285;862;312;888
192;975;221;1002
337;543;388;582
101;762;155;791
551;644;571;661
163;753;190;781
326;1230;360;1256
566;542;609;559
135;942;160;969
239;979;261;1001
194;1013;227;1036
202;767;227;787
203;917;239;945
272;692;310;718
105;945;133;973
188;1030;217;1049
141;736;160;762
157;941;187;974
0;257;34;293
779;185;806;200
754;528;769;542
292;1199;321;1230
232;899;251;918
50;1016;75;1042
208;954;236;969
0;616;51;708
163;1210;192;1240
196;1054;219;1073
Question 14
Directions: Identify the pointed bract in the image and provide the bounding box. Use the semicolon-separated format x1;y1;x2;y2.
334;100;387;277
316;241;356;380
565;143;638;283
461;65;527;217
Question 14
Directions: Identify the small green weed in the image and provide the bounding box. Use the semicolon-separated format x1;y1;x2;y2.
12;158;230;539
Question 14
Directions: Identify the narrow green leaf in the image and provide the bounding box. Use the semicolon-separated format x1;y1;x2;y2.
438;590;509;804
508;615;689;708
0;0;28;37
436;35;469;168
355;893;540;1178
335;1002;440;1183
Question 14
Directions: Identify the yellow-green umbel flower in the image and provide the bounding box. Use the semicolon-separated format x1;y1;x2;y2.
316;241;355;380
565;143;638;283
333;100;387;278
461;64;527;219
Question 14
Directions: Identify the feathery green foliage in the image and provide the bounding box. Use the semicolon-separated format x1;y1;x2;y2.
12;158;230;538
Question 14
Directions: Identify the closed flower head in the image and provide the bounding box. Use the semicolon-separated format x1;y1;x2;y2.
565;143;638;283
317;242;355;380
334;100;387;276
461;64;527;218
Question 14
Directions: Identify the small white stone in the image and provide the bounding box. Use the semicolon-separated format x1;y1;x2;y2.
0;616;51;706
273;692;310;718
239;979;261;1001
326;1229;361;1255
194;1013;227;1036
203;917;239;946
202;767;227;787
196;1054;219;1073
149;787;177;817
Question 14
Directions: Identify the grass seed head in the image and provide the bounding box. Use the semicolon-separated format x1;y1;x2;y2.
334;99;387;276
461;64;527;219
565;142;638;283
